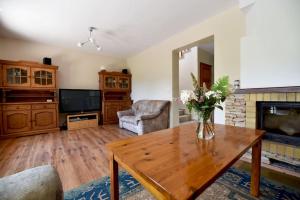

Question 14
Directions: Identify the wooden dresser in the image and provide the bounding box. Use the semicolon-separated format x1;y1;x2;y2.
99;71;132;124
0;60;59;139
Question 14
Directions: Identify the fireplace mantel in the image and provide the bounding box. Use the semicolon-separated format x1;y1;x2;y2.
235;86;300;94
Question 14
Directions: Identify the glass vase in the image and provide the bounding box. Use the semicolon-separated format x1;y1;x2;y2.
196;113;215;140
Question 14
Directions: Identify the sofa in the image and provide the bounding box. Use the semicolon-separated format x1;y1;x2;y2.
0;165;63;200
117;100;170;135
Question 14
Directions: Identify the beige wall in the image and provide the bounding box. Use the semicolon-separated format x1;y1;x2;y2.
0;37;126;89
127;6;245;127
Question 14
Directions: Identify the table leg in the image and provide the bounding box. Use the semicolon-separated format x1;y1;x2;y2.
250;140;261;197
110;153;119;200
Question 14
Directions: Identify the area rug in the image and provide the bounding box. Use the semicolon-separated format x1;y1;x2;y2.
64;167;300;200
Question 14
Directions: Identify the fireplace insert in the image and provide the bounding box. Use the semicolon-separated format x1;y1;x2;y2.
257;101;300;146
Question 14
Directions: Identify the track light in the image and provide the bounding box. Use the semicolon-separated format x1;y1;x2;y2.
77;27;102;51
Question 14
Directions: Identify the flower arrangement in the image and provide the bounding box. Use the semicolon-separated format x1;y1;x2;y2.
180;73;230;139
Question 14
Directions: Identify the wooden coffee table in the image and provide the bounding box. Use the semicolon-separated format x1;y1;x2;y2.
107;123;265;200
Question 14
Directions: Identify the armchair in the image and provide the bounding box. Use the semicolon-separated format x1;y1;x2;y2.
117;100;170;135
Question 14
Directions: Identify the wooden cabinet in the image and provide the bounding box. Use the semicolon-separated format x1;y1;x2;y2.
118;76;130;90
32;109;57;130
67;113;98;130
119;101;131;111
99;71;131;91
0;64;3;87
1;103;59;138
99;71;132;124
3;65;31;88
103;102;132;124
0;60;58;89
103;75;118;90
31;68;56;88
0;105;2;136
3;110;31;134
104;102;120;123
0;59;59;139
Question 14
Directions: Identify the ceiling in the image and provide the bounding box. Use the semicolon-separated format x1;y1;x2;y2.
0;0;237;58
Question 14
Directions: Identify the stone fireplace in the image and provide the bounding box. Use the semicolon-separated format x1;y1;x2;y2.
225;88;300;174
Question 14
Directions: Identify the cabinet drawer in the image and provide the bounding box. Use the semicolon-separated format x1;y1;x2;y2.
3;104;31;111
32;104;56;110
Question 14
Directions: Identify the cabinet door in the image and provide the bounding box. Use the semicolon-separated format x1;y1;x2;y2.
0;106;2;136
0;64;3;87
32;109;57;130
104;103;119;123
3;65;30;87
103;75;117;90
31;68;56;88
3;110;31;134
118;76;130;90
119;102;131;111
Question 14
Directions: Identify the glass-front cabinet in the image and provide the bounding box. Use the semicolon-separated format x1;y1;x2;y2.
3;65;30;87
118;76;130;90
104;75;117;89
31;68;56;88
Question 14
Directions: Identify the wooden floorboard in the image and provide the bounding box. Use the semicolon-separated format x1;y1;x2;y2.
1;125;299;192
0;125;134;191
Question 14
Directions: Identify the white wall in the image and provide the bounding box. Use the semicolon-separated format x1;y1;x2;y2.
127;6;245;127
179;47;198;92
0;38;125;89
240;0;300;88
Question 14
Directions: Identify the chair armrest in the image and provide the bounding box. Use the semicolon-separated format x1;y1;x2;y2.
136;111;161;120
117;109;134;118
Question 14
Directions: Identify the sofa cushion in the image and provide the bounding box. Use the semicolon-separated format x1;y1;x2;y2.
132;100;170;115
0;165;63;200
120;116;138;125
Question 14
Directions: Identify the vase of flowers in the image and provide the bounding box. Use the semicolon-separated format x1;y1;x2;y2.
180;73;230;140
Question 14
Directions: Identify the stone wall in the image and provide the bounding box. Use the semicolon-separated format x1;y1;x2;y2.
225;94;246;127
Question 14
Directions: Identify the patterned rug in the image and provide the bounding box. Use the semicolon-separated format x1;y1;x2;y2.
64;167;300;200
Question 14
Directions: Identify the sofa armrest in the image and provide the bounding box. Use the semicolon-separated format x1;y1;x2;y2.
137;111;161;120
117;109;134;118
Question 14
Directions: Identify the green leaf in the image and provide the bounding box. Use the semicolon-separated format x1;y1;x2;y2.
211;76;230;97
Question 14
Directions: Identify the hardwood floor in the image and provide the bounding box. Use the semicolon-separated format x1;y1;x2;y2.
0;125;134;191
1;125;299;193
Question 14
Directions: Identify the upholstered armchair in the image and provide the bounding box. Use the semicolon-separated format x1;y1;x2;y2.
117;100;170;135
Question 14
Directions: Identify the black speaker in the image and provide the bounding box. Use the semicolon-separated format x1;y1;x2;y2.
122;69;128;74
43;57;52;65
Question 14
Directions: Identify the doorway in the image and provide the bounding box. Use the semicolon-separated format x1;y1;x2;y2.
176;36;214;124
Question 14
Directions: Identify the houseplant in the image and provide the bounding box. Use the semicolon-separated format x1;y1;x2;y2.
180;73;230;140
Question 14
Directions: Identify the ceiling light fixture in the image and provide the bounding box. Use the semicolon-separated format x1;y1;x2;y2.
77;27;102;51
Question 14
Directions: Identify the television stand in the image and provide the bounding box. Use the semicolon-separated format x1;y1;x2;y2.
67;113;99;130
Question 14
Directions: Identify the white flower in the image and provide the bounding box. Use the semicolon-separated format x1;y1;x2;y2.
180;90;196;104
205;90;223;99
205;91;215;99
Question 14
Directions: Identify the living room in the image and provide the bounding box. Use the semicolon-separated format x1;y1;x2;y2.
0;0;299;199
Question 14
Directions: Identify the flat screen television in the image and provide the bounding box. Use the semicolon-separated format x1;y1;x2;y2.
59;89;101;113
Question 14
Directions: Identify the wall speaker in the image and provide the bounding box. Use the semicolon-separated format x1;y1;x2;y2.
43;57;52;65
